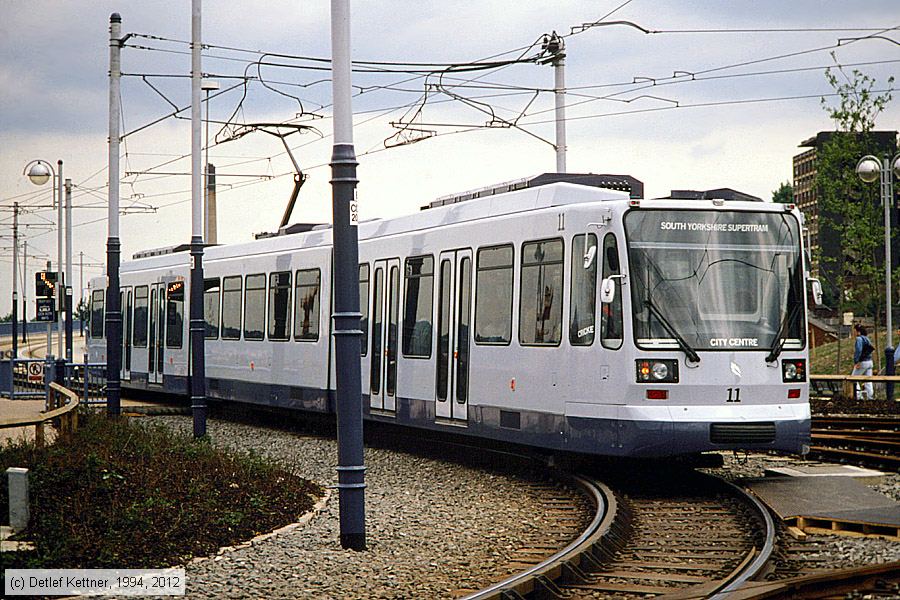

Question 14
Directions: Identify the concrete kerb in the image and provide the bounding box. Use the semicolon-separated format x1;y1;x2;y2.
188;488;332;565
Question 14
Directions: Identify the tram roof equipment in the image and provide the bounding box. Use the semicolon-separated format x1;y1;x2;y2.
423;172;643;210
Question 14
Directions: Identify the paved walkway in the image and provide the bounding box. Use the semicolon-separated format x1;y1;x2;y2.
0;398;47;445
0;335;93;445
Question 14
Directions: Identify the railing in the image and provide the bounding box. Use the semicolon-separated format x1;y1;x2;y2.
0;358;52;399
0;357;107;405
0;382;80;447
65;358;107;405
810;374;900;401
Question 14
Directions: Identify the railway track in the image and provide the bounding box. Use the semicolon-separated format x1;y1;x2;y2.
465;468;775;600
810;415;900;470
203;403;777;600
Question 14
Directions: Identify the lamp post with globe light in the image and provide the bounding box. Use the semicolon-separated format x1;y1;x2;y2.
24;159;64;358
856;153;900;349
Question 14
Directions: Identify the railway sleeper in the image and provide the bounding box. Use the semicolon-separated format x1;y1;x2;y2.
530;575;570;600
559;561;593;586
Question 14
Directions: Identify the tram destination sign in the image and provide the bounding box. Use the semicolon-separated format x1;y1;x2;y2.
35;271;61;298
36;297;56;322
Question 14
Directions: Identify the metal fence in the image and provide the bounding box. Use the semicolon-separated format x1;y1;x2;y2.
0;358;51;400
65;359;107;405
0;357;107;405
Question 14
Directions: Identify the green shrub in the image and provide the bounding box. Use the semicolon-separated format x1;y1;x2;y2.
0;414;321;570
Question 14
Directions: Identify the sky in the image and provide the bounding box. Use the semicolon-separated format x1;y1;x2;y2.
1;0;899;313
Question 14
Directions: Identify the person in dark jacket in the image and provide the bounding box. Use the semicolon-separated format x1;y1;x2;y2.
852;324;874;400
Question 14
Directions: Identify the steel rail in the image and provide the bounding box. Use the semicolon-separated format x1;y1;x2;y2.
704;478;777;600
461;475;619;600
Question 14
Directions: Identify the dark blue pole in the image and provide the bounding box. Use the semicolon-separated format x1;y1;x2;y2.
885;346;895;401
331;0;365;551
11;291;17;359
189;0;207;438
65;286;73;363
106;13;123;417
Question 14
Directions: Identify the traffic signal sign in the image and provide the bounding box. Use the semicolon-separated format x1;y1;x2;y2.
35;271;60;298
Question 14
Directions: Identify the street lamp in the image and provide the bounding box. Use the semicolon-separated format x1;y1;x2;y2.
24;158;64;359
856;153;900;350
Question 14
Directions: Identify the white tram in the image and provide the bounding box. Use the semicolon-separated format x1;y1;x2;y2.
88;173;814;457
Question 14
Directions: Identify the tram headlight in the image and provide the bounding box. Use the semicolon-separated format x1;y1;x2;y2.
651;362;668;380
635;359;679;383
782;359;806;383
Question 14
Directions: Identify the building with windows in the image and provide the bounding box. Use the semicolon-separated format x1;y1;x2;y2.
792;130;898;279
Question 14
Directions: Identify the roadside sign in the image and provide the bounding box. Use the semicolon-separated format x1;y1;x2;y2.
27;361;43;383
36;297;56;322
36;271;60;298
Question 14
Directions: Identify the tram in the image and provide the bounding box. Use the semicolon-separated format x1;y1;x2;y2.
88;173;816;457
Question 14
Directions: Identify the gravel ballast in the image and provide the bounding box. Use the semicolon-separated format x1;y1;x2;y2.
143;416;899;597
144;415;586;599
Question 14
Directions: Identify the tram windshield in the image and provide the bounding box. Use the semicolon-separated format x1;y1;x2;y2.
625;209;805;352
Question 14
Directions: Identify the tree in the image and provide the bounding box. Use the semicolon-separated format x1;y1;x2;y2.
771;181;793;204
817;67;894;371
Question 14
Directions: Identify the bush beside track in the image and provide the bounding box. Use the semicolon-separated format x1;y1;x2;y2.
0;413;321;570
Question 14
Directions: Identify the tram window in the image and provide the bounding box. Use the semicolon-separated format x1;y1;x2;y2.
244;274;266;341
359;264;369;355
519;239;564;346
268;271;292;341
402;255;434;358
133;285;149;347
90;290;105;339
475;244;513;345
165;281;185;348
294;269;320;341
601;233;624;350
203;278;220;339
221;276;242;340
570;234;598;346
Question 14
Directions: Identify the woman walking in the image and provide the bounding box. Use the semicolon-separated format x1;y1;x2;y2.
852;324;875;400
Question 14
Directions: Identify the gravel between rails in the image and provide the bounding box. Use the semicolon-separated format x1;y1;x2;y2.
143;415;588;599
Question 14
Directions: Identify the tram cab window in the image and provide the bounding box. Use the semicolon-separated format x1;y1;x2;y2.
244;274;266;341
133;285;148;347
402;255;434;358
221;276;242;340
601;233;624;349
570;233;598;346
268;271;292;341
204;278;220;339
519;239;564;346
90;290;105;339
294;269;321;341
359;264;369;355
475;244;513;344
165;281;185;348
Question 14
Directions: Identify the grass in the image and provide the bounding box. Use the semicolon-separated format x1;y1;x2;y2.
0;414;321;571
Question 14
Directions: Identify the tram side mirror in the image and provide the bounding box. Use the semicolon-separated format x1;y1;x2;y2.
583;245;597;269
808;277;823;307
600;277;616;304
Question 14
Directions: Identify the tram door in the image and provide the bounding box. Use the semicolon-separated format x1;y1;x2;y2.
369;258;400;413
147;282;165;384
435;249;472;422
121;287;132;380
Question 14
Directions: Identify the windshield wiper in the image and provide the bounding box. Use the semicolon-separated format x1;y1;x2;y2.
644;297;701;363
766;301;802;363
